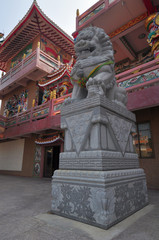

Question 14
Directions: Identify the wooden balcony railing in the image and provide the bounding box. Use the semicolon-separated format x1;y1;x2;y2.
0;93;72;130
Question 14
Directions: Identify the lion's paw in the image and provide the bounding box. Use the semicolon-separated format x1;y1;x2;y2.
86;77;94;87
63;97;75;105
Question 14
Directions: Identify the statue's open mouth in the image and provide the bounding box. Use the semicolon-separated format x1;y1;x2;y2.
77;46;96;55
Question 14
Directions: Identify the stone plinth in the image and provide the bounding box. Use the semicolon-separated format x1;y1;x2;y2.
51;95;148;229
52;169;148;229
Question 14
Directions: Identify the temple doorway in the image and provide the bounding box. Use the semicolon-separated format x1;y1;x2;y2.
43;145;60;178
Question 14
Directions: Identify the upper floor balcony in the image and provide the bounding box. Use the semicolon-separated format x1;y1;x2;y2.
0;48;59;97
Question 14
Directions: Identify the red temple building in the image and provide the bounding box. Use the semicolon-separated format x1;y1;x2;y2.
72;0;159;189
0;0;159;189
0;0;74;178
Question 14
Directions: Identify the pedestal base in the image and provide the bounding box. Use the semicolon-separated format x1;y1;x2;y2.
52;169;148;229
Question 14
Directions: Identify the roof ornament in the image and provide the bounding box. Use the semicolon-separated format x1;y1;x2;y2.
76;9;80;17
0;33;4;45
145;12;159;59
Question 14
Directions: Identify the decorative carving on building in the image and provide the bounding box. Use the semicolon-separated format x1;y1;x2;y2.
118;68;159;89
11;43;32;68
3;90;28;117
35;133;64;145
33;145;41;177
109;13;148;39
145;12;159;59
40;35;71;64
38;61;73;104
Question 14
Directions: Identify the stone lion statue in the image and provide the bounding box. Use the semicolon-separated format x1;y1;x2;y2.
70;26;127;107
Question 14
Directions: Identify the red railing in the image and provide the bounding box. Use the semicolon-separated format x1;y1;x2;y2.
1;93;72;129
116;59;159;92
39;49;63;69
5;101;50;128
52;94;72;116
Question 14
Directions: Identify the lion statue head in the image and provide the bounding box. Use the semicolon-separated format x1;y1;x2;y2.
74;27;114;62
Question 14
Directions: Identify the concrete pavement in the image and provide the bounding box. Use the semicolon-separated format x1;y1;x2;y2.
0;175;159;240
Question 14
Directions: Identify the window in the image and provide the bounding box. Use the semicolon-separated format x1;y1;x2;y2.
132;122;154;158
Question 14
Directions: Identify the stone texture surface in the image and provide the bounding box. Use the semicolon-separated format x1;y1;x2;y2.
60;95;138;171
70;27;127;107
52;27;148;229
52;169;148;229
52;94;148;229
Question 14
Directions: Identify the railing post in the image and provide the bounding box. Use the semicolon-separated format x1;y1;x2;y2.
30;107;33;123
10;68;12;78
36;47;40;67
21;58;24;70
105;0;109;9
16;113;18;126
49;99;53;117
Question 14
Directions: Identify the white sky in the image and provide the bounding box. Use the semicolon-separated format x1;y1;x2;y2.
0;0;98;110
0;0;98;38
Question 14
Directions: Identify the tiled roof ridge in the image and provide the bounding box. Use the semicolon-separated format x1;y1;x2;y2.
47;65;67;78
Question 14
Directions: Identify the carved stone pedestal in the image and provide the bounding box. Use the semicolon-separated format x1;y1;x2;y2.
51;95;148;229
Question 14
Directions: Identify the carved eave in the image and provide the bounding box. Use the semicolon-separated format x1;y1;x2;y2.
38;64;72;87
0;0;75;71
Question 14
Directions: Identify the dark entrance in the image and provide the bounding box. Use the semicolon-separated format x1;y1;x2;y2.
43;145;60;178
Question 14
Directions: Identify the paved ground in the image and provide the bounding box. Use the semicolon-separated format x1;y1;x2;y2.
0;175;159;240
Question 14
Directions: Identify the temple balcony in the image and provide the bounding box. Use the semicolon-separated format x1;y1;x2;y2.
0;94;71;140
116;59;159;111
0;48;59;97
